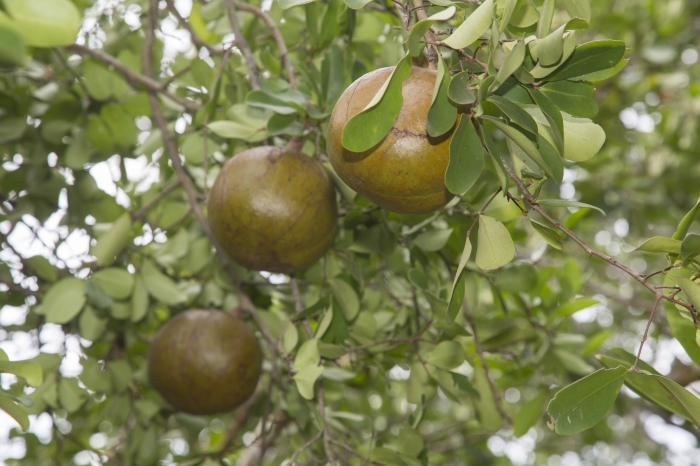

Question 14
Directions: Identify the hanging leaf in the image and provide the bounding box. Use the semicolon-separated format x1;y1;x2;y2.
546;40;627;82
442;0;494;49
475;215;515;270
491;41;526;92
530;219;562;250
91;213;132;267
634;236;682;255
540;81;598;119
561;0;592;22
538;199;606;217
513;392;547;437
445;118;484;195
414;228;454;252
546;366;626;435
447;72;476;105
0;393;29;431
526;88;564;150
427;55;458;138
406;6;456;57
537;0;555;38
328;278;360;321
651;375;700;429
428;341;465;370
486;96;538;135
341;54;412;152
525;108;605;162
446;268;466;324
140;260;187;305
0;360;42;386
91;268;135;300
43;278;87;324
499;0;519;32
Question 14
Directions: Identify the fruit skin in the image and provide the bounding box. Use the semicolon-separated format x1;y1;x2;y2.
208;146;337;274
148;310;262;415
327;66;456;215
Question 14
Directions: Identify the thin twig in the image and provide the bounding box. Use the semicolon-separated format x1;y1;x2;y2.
630;295;662;372
131;180;181;220
317;384;338;466
66;44;199;113
286;430;323;465
223;0;260;89
234;1;297;88
164;0;223;55
462;301;511;423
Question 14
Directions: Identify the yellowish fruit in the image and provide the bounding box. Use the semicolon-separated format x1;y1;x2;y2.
327;66;456;215
208;146;337;274
148;310;262;415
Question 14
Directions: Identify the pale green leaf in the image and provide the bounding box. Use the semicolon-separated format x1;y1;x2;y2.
561;0;591;22
447;72;476;105
652;375;700;429
530;219;562;250
525;108;605;162
0;393;29;431
0;360;42;386
91;213;132;267
634;236;682;255
414;228;453;252
491;40;526;92
328;278;360;321
91;268;134;300
538;199;606;217
549;298;599;322
428;341;465;370
681;234;700;263
0;0;81;47
140;260;187;305
406;6;456;57
546;40;626;82
513;393;546;437
443;0;494;49
130;275;149;323
540;81;598;119
476;215;515;270
43;278;86;324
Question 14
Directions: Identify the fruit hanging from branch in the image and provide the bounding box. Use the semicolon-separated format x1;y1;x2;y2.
208;146;337;274
327;66;457;215
148;309;262;415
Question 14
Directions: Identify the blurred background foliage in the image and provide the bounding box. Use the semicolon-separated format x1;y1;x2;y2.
1;0;700;465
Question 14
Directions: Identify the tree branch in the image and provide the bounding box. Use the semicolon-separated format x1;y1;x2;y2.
223;0;260;90
234;1;297;88
164;0;224;56
66;44;200;113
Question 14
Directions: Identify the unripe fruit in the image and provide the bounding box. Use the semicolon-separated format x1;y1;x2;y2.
327;66;456;215
148;310;262;415
208;147;337;274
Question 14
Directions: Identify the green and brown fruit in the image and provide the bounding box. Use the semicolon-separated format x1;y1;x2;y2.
327;66;457;215
148;309;262;415
208;146;337;274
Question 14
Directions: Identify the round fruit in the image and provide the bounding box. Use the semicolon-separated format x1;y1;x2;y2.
327;66;456;215
148;310;262;415
208;146;337;274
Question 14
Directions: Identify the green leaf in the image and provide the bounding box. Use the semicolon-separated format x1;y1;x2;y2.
546;40;627;82
668;275;700;311
0;0;82;47
328;278;360;321
43;278;87;324
554;349;595;375
442;0;494;49
491;40;526;92
540;81;598;119
344;0;373;9
499;0;518;32
448;72;476;105
486;96;538;136
428;341;465;370
245;90;297;115
538;199;606;217
207;120;259;140
634;236;682;255
282;321;299;355
546;366;626;435
446;268;466;324
292;338;321;371
140;260;187;305
537;0;555;37
549;298;599;322
526;88;563;149
681;233;700;263
573;58;629;82
530;219;562;250
414;229;453;252
58;377;86;413
475;215;515;271
427;55;458;138
79;306;108;342
508;0;539;28
0;24;27;67
91;213;132;267
526;108;605;163
446;117;484;195
651;375;700;429
130;275;149;323
279;0;315;9
315;307;333;340
596;352;691;421
483;117;554;179
91;268;135;300
561;0;591;22
25;255;58;282
407;268;429;290
582;331;612;357
513;393;546;437
0;360;42;386
293;340;323;399
0;393;29;431
494;264;538;293
342;54;412;152
673;196;700;241
406;6;456;57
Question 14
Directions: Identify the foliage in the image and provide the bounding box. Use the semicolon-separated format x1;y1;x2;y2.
1;0;700;465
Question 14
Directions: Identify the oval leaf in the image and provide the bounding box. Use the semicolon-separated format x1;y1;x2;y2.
446;118;484;195
443;0;494;49
476;215;515;270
